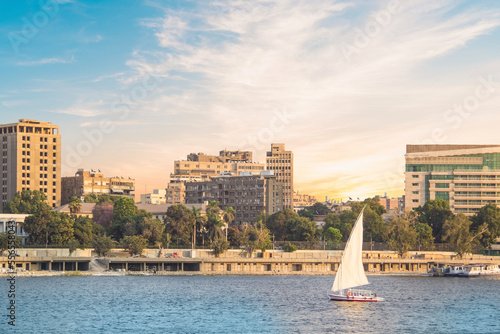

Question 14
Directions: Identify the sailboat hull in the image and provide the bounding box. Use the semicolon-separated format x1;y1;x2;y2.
328;293;384;302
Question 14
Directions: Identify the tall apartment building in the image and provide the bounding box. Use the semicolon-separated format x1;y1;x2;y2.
1;119;61;211
171;150;265;182
266;143;294;210
61;169;135;205
166;179;186;204
185;172;283;224
405;144;500;216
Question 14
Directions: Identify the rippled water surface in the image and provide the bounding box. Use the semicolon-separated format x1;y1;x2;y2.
1;275;500;333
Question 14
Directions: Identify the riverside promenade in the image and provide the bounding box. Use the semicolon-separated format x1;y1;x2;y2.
2;248;500;276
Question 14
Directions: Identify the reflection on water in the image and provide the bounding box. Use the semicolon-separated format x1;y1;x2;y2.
0;275;499;333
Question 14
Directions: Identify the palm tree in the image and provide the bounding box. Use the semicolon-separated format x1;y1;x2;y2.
222;206;236;240
68;197;82;216
192;207;207;249
207;201;221;215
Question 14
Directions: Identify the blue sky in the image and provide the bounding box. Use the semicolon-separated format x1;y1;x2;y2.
1;0;500;202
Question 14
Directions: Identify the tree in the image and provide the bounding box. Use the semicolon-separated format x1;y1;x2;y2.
298;210;314;220
471;204;500;248
416;199;454;241
285;217;318;242
68;239;80;255
83;193;99;203
112;197;137;223
241;225;270;258
386;216;417;258
351;197;386;216
443;214;487;259
165;205;195;247
3;190;51;214
122;235;148;256
323;210;357;242
323;227;342;243
284;242;298;252
24;209;74;246
48;213;76;246
222;206;236;239
141;217;165;245
212;237;230;257
304;202;331;215
92;202;114;229
415;223;434;250
227;226;242;247
265;209;298;241
92;235;115;257
109;197;138;239
192;207;207;248
68;196;82;215
0;232;23;255
206;201;221;215
73;216;103;247
222;206;236;225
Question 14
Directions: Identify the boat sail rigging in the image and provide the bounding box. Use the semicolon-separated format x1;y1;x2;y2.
328;207;384;302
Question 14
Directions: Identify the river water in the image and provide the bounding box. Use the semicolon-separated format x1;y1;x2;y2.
1;275;499;333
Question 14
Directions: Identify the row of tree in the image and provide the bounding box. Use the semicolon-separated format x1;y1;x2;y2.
4;191;500;259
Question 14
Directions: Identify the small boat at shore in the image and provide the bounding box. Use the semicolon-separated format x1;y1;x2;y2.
425;264;500;277
328;207;384;302
457;264;500;277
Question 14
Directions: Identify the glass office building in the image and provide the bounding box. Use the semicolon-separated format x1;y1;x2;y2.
405;145;500;216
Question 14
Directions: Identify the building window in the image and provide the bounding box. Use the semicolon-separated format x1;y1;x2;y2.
412;199;419;203
412;191;419;195
412;175;419;178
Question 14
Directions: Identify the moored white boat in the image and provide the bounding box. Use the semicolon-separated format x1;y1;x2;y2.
458;264;500;277
328;207;384;302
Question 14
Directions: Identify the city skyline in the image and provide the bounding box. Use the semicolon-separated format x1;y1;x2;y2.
2;1;500;202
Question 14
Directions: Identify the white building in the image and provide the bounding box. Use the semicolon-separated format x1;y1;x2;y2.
0;214;30;244
140;189;167;205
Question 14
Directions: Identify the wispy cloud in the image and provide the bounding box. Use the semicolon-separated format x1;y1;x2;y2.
2;100;25;107
92;72;124;83
61;0;500;200
17;56;76;66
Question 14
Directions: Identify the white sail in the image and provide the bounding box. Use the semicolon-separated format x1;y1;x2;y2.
331;209;369;292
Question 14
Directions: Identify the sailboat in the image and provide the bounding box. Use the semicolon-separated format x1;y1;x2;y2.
328;207;384;302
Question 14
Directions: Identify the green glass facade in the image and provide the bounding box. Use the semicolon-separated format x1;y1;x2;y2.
405;153;500;172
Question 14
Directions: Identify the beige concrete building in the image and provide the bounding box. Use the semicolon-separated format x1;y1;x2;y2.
266;143;294;210
171;150;265;182
166;180;186;204
140;189;167;205
405;144;500;216
61;169;135;205
293;191;317;208
0;119;61;211
185;172;283;224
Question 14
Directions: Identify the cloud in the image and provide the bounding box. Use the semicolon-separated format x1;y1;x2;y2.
92;72;125;83
120;0;500;200
17;56;76;66
2;100;25;107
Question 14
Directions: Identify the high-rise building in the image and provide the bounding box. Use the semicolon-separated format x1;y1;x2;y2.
0;119;61;211
185;172;283;224
405;144;500;216
61;169;135;205
266;143;294;210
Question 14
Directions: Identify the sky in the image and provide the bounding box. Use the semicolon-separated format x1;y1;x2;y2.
1;0;500;202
